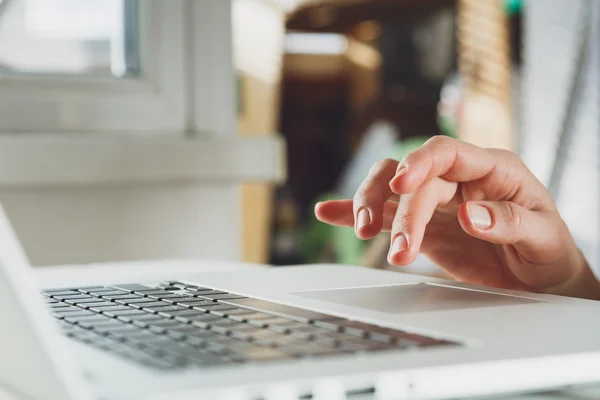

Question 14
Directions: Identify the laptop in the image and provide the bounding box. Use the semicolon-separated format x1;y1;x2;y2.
2;204;600;400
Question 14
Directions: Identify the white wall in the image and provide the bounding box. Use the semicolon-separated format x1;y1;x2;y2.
1;183;240;266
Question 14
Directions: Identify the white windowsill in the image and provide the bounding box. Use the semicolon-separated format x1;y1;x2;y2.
0;134;286;188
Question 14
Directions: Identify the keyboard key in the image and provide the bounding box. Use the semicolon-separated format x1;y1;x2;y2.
104;324;145;337
367;330;396;344
242;313;280;322
289;326;329;340
186;289;227;295
91;322;133;335
168;325;205;335
48;303;72;309
209;321;243;335
194;304;236;312
157;309;191;318
267;335;306;348
394;332;452;348
190;318;219;329
92;305;134;313
279;343;339;358
107;309;148;317
248;329;280;341
195;294;248;301
66;317;110;328
129;301;166;309
163;281;188;287
186;313;222;322
43;290;79;297
221;298;337;323
229;328;259;341
157;285;182;292
115;298;157;305
127;313;164;321
52;294;94;301
131;289;174;295
221;308;255;317
183;285;213;291
164;309;201;319
267;322;308;334
93;290;128;297
122;330;163;342
148;320;184;333
244;347;290;361
161;296;197;304
146;293;186;300
143;305;183;314
313;336;339;347
77;287;115;294
75;301;115;309
339;337;381;351
175;300;215;308
53;310;96;318
312;319;343;331
101;294;143;301
337;321;374;338
187;351;227;366
263;318;300;328
65;297;108;305
110;284;155;293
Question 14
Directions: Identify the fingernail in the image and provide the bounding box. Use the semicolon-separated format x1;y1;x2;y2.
396;164;408;176
356;208;371;230
391;234;408;254
467;203;492;230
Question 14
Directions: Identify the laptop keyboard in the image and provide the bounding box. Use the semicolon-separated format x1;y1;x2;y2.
43;281;460;370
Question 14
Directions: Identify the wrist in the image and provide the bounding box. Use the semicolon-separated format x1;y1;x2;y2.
544;249;600;300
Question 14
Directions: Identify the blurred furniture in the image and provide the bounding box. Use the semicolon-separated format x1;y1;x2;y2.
287;0;457;149
234;0;286;264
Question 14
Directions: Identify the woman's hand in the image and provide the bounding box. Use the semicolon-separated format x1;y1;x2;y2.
315;136;600;300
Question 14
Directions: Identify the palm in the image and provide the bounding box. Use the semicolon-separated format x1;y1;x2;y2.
419;197;531;291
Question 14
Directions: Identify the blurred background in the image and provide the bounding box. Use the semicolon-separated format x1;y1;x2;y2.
0;0;597;279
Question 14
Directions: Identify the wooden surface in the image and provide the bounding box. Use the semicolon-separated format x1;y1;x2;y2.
234;0;285;264
286;0;457;32
457;0;515;150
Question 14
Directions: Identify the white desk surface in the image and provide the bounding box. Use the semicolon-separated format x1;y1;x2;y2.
2;259;600;399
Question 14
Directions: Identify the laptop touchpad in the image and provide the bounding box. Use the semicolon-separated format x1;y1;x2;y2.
294;283;540;314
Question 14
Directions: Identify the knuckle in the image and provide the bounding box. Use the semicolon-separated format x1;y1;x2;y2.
369;158;396;175
354;185;380;203
391;211;415;233
503;202;522;237
490;148;524;165
424;135;452;148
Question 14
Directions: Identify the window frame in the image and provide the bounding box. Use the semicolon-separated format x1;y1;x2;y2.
0;0;186;134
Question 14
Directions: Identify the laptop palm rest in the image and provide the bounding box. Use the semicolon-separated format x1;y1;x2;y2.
294;283;541;314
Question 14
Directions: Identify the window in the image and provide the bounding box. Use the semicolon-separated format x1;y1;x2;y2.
0;0;138;77
0;0;283;188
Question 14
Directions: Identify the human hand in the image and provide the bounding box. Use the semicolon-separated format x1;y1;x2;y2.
315;136;600;300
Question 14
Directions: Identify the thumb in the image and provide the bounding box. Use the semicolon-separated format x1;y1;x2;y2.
458;201;562;263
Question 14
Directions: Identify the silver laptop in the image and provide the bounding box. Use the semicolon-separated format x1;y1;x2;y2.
2;204;600;400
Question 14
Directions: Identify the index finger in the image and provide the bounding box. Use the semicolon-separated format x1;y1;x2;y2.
389;136;546;203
